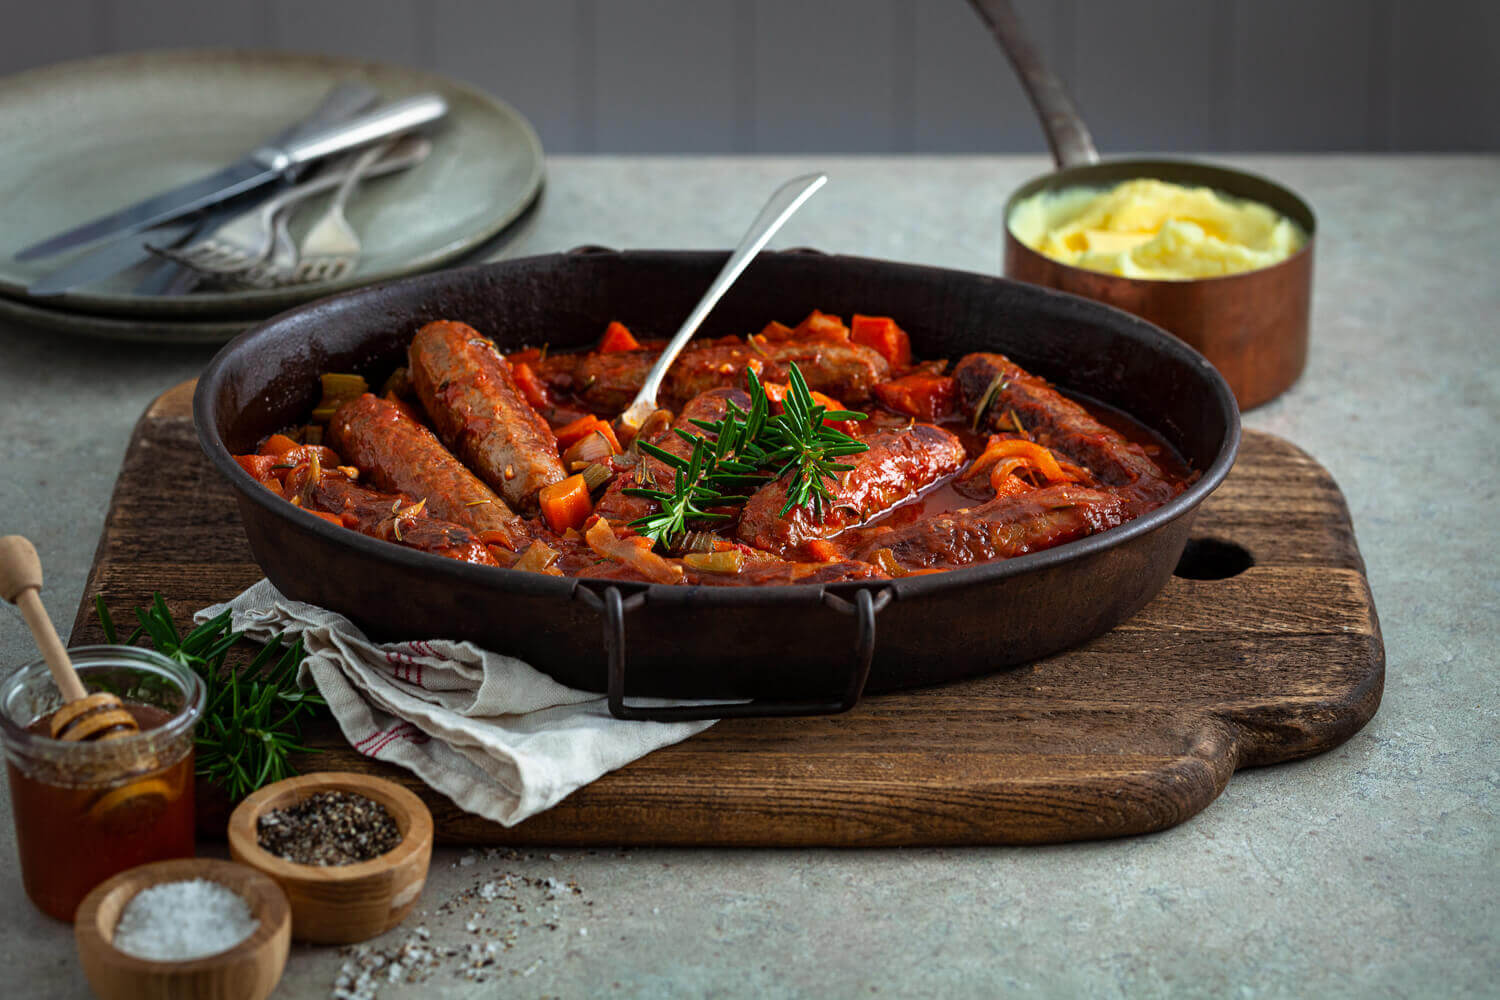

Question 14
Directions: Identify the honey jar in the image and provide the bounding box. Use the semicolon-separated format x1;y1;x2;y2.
0;646;203;921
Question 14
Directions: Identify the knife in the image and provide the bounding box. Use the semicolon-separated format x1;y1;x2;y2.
15;92;448;262
26;81;382;297
124;82;382;298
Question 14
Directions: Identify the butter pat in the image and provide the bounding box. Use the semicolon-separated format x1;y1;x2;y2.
1009;178;1304;280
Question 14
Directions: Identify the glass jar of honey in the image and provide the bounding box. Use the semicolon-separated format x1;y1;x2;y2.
0;646;204;921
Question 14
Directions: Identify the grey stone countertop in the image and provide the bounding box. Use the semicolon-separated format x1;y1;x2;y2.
0;156;1495;998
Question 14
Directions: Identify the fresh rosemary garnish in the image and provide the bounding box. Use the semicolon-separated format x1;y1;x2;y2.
96;593;324;800
622;433;751;548
758;365;869;519
622;364;870;547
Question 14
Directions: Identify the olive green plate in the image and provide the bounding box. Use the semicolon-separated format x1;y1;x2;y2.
0;182;543;344
0;50;544;320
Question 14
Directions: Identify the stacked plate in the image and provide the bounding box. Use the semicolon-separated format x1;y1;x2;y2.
0;51;544;343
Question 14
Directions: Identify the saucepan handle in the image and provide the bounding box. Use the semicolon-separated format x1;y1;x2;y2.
966;0;1099;168
583;585;893;721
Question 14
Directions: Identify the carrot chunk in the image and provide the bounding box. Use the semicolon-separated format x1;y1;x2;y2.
599;320;642;353
851;315;912;368
873;374;956;421
554;414;622;453
539;474;594;533
235;454;281;485
758;320;795;341
792;310;851;343
258;433;300;458
511;361;551;411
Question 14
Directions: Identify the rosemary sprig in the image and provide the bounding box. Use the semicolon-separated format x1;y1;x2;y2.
759;365;869;519
96;593;324;801
622;434;752;547
622;363;871;546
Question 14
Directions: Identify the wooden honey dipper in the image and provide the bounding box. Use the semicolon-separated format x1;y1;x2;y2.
0;535;140;741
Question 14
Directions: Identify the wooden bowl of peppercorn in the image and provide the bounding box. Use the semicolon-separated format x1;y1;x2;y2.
227;771;433;944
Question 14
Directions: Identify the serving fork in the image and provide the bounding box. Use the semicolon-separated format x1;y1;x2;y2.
150;136;431;283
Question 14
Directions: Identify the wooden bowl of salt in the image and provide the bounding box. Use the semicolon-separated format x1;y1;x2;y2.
227;771;433;944
74;857;290;1000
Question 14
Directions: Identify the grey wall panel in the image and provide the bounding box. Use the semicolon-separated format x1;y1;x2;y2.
1070;0;1233;153
98;0;272;51
1390;0;1500;150
430;0;589;153
911;0;1070;153
1229;0;1378;152
0;0;100;74
749;0;901;152
595;0;738;152
0;0;1492;153
268;0;431;66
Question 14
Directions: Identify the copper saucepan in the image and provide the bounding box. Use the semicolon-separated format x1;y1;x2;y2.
969;0;1316;410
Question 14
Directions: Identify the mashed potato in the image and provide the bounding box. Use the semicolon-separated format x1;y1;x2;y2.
1009;178;1304;280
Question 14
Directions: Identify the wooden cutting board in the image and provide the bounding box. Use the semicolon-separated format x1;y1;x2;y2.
68;381;1383;846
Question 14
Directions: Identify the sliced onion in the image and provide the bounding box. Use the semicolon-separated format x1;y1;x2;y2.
585;518;683;585
562;429;615;468
870;547;908;578
513;541;563;575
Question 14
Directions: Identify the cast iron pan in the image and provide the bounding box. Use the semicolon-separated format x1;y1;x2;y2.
194;249;1239;720
968;0;1316;411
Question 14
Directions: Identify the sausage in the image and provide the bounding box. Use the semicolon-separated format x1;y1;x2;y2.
953;352;1177;503
593;387;751;525
327;393;528;550
569;337;891;413
737;423;966;556
759;339;889;404
408;320;566;511
841;483;1135;571
280;459;498;566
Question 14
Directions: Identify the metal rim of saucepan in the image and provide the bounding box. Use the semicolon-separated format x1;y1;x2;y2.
194;249;1241;720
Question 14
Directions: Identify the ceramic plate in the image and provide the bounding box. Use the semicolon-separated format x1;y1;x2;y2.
0;50;544;319
0;182;544;344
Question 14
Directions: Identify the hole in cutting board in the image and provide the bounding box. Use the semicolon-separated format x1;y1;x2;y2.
1173;538;1253;580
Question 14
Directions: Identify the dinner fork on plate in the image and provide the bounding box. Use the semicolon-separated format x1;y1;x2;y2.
149;136;431;281
288;139;396;284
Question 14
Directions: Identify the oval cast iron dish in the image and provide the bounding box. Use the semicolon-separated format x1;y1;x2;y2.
195;250;1240;720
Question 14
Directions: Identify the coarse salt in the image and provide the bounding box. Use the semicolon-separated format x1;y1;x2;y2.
112;879;259;961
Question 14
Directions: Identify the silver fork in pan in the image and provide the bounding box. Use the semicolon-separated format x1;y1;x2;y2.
149;135;431;283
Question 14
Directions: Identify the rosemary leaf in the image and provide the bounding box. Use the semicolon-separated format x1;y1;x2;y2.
95;595;325;801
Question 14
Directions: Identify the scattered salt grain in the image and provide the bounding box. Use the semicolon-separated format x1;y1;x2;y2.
112;879;258;961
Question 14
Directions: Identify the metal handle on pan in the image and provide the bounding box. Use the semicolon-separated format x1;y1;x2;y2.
578;585;894;721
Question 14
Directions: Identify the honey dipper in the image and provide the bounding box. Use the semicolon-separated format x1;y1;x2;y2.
0;535;140;741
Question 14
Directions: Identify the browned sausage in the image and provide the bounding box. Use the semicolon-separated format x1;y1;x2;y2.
280;459;499;566
408;321;566;511
569;337;891;413
759;339;889;404
737;423;966;556
953;352;1177;502
327;393;528;550
841;483;1134;571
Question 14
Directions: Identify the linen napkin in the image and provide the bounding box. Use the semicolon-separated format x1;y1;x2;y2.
196;579;715;826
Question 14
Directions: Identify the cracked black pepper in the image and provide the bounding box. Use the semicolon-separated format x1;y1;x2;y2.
257;790;401;866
